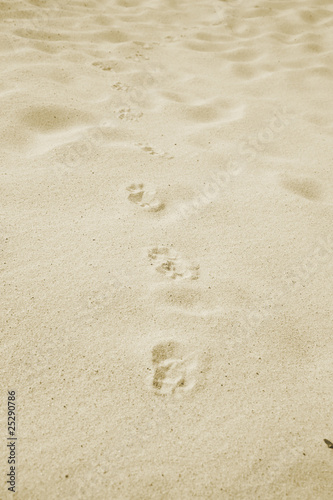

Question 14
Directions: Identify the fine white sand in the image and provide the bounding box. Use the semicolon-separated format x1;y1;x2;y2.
1;0;333;498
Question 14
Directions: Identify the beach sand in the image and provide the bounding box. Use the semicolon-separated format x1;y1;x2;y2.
1;0;333;498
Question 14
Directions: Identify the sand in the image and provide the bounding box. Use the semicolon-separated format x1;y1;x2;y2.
1;0;333;498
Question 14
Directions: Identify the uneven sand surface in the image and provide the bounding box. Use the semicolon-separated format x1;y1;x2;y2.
1;0;333;498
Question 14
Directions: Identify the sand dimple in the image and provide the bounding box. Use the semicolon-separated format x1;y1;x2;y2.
150;341;199;396
126;183;164;212
148;285;225;318
20;105;91;133
148;246;200;281
281;176;323;201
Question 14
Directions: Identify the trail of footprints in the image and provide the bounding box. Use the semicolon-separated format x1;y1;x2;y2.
127;171;324;397
125;183;201;396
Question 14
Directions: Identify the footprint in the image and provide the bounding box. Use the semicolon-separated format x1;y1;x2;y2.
281;176;322;201
92;61;115;72
115;107;143;121
125;50;149;61
148;247;199;280
150;341;199;396
136;143;173;159
112;81;129;91
127;184;164;212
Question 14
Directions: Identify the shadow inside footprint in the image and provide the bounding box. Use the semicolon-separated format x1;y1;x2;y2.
152;364;170;390
152;341;178;364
